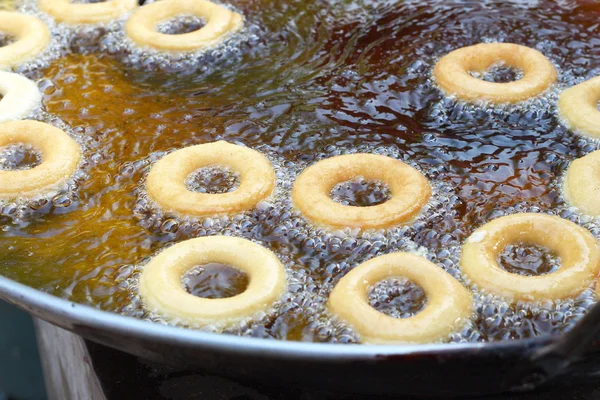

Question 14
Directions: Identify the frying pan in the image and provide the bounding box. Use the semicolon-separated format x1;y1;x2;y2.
2;0;599;396
1;275;600;397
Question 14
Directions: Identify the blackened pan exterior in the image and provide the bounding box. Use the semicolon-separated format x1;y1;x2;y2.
1;275;600;397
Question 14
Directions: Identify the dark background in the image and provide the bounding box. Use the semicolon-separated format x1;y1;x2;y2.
0;301;46;400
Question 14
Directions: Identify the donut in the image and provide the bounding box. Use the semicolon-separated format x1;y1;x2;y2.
0;120;82;199
328;252;473;344
139;236;286;327
0;1;13;11
563;150;600;216
558;76;600;138
0;72;41;122
145;141;275;217
460;213;600;302
292;153;431;230
125;0;243;52
433;43;557;104
0;12;50;69
38;0;138;25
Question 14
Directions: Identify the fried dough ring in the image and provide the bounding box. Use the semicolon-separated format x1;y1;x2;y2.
558;76;600;138
38;0;138;25
0;12;50;69
139;236;286;327
146;141;275;217
292;154;431;230
328;252;473;344
0;72;41;122
125;0;243;52
433;43;557;104
461;213;600;302
0;0;14;11
564;150;600;216
0;120;82;199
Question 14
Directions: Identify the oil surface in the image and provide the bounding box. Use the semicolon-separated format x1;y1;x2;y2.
1;0;600;343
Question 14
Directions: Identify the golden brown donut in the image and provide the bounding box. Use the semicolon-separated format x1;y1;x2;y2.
460;213;600;302
139;236;286;327
0;120;82;199
292;153;431;230
433;43;557;104
558;76;600;138
0;72;41;122
145;141;275;217
0;12;50;69
38;0;138;25
125;0;243;52
563;150;600;216
328;252;473;344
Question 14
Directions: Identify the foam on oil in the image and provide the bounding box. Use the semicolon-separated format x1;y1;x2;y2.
100;3;263;75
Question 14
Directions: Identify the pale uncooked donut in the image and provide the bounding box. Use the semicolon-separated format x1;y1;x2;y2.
38;0;138;25
563;150;600;216
125;0;243;52
328;252;473;344
292;153;431;230
0;120;82;199
146;141;275;217
0;12;50;69
0;72;41;122
139;236;286;327
433;43;557;104
460;213;600;302
558;76;600;139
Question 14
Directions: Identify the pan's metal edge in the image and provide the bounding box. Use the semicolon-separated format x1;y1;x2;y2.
0;274;553;360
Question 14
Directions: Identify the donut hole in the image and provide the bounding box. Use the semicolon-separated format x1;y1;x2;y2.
182;263;249;299
185;165;240;194
0;143;42;171
0;32;15;47
330;177;391;207
157;15;206;35
470;64;523;83
498;243;561;277
368;277;426;319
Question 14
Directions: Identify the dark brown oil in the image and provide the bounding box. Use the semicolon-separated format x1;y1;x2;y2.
182;263;249;299
0;144;41;170
0;0;599;343
369;277;426;319
498;243;561;277
330;178;391;207
185;166;240;194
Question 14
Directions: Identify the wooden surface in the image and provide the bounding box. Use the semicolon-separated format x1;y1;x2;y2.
34;319;106;400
